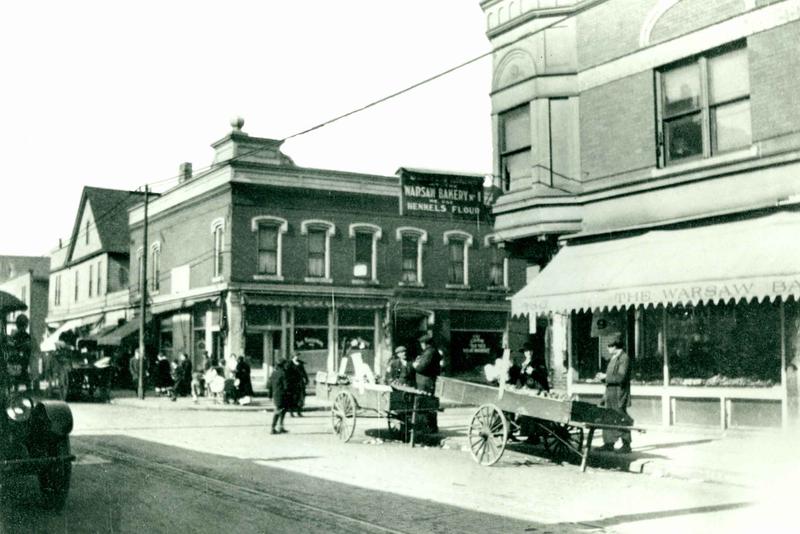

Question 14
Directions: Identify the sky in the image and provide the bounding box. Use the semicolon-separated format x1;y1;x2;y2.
0;0;493;257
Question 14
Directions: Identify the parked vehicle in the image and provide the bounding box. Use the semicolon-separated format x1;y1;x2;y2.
1;290;74;510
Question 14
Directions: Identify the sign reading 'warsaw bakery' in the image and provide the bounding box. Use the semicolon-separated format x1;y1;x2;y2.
399;169;485;220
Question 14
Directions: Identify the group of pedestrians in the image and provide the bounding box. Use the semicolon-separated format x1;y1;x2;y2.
269;353;309;434
131;349;254;404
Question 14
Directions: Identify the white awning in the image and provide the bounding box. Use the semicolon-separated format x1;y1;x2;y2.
40;314;103;352
512;211;800;315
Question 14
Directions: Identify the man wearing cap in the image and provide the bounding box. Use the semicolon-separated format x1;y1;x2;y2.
385;345;415;387
598;338;632;453
9;314;32;390
412;333;440;394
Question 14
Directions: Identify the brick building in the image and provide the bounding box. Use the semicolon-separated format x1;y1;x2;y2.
127;119;525;389
481;0;800;428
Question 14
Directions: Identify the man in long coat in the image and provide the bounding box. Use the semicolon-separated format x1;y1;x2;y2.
270;359;291;434
599;338;632;453
412;333;440;394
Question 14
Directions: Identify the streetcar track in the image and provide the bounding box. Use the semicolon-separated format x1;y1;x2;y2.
80;442;411;534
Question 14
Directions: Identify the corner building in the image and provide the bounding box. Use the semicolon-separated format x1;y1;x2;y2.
482;0;800;428
128;121;526;389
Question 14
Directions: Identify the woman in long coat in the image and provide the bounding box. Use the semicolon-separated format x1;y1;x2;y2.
235;355;254;403
270;359;290;434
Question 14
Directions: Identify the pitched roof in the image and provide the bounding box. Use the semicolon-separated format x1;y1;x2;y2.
67;187;149;260
0;255;50;282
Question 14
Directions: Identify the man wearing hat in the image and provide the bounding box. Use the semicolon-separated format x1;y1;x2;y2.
384;345;415;387
598;337;632;453
8;314;32;390
412;333;440;394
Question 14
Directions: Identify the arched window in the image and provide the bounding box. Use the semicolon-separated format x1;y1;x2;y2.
211;218;225;279
251;216;288;280
444;230;473;287
151;242;161;293
301;220;336;282
485;234;508;288
349;223;382;282
395;227;428;285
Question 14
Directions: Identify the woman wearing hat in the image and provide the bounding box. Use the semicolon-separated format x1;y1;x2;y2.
385;345;415;387
520;342;550;392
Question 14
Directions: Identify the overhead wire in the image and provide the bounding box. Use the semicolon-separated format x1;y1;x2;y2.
53;1;609;258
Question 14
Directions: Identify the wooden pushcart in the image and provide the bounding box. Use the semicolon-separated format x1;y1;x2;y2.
315;371;440;446
435;376;643;471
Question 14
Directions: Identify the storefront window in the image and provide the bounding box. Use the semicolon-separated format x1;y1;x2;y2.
294;307;328;374
337;309;375;372
159;317;173;359
637;307;665;385
571;311;600;383
667;301;780;386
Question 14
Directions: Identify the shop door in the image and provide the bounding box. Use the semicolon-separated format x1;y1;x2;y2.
255;329;284;391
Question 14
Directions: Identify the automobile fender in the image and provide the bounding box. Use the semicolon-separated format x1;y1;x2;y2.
33;400;74;436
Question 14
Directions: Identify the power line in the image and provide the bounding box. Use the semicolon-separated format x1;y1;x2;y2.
52;1;607;257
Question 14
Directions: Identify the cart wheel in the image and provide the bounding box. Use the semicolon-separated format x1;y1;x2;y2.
468;404;507;466
542;423;584;462
331;391;357;442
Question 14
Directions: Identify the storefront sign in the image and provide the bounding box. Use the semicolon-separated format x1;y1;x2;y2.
463;334;491;355
399;171;485;220
515;276;800;314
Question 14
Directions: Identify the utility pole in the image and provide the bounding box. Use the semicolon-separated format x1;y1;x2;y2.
137;185;149;400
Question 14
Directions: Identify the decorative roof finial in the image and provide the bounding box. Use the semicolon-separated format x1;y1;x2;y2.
230;116;245;132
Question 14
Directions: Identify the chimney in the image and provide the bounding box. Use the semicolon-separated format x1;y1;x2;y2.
179;162;193;183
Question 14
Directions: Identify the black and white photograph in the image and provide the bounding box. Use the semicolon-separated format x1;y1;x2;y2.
0;0;798;532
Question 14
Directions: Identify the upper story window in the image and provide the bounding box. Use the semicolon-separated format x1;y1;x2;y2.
54;274;61;306
96;260;102;296
500;105;531;191
252;216;288;280
88;263;94;297
486;236;508;288
136;247;145;291
657;41;750;166
301;220;335;283
443;230;473;288
396;227;427;286
349;223;381;283
85;220;90;245
74;270;79;302
151;243;161;293
211;218;225;279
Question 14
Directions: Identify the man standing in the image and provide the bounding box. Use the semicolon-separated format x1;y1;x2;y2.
598;338;632;453
9;314;31;390
385;345;415;387
128;349;148;392
412;333;440;394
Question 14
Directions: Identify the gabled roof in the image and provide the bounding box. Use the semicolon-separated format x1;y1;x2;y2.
66;186;149;262
0;255;50;283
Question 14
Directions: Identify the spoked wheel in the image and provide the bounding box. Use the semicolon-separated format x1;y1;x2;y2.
467;404;508;466
541;422;584;462
331;391;357;442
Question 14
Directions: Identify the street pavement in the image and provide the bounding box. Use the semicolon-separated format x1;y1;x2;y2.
70;394;796;532
109;388;799;490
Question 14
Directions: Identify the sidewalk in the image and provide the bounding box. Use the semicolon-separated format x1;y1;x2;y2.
108;389;798;488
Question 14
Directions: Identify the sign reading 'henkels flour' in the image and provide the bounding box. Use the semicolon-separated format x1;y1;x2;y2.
398;168;486;220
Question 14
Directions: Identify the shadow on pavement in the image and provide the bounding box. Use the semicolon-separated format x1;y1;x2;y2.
560;501;754;529
61;434;553;534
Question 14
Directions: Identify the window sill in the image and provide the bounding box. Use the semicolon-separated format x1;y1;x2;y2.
487;285;509;292
651;145;758;180
211;276;224;283
445;284;470;290
253;274;284;282
304;277;333;284
351;278;379;286
398;281;424;288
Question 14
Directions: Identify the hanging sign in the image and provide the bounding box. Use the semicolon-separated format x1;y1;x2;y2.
399;169;486;220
